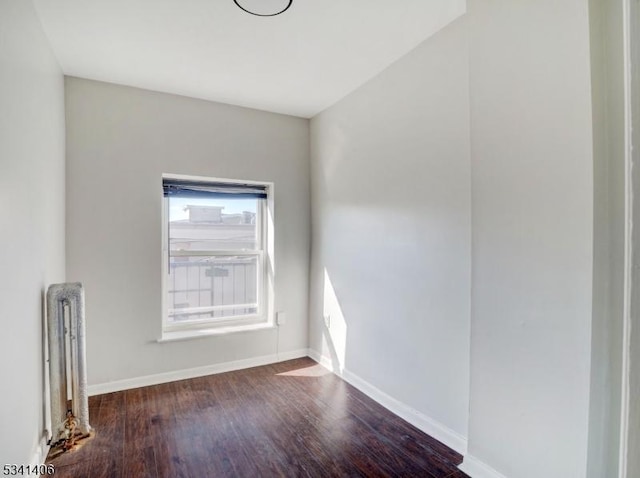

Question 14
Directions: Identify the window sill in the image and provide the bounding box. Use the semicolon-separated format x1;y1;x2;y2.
158;322;276;343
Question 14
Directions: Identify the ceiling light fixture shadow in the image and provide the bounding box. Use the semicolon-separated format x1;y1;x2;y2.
233;0;293;17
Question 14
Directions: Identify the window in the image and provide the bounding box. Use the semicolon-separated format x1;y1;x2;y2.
162;175;273;335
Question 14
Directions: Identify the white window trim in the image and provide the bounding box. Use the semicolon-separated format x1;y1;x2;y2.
160;173;274;341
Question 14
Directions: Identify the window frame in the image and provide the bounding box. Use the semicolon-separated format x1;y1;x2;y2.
160;173;274;337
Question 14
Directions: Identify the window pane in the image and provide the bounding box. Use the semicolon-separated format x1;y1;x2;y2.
168;196;259;251
167;255;259;323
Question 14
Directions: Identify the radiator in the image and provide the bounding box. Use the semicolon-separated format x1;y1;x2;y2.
47;282;92;442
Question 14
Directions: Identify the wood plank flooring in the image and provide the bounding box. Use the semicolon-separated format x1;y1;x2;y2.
47;358;468;477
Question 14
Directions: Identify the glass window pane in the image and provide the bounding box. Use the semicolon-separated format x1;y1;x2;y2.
168;196;259;251
167;255;259;323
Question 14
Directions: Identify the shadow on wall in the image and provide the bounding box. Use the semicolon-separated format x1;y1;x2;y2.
321;268;348;374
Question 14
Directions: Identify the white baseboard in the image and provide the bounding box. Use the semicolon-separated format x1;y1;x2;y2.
459;454;507;478
87;348;506;478
88;349;308;395
307;349;468;455
30;432;50;469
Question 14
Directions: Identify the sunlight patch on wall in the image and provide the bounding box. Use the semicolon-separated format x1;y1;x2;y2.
323;268;348;373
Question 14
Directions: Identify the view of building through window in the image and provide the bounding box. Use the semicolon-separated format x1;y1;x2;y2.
166;195;263;325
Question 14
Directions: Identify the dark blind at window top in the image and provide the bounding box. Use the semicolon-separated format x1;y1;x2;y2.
162;178;268;199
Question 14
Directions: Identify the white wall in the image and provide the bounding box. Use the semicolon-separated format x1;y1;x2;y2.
627;0;640;474
309;17;471;448
64;78;310;387
0;0;66;465
464;1;595;477
587;0;627;476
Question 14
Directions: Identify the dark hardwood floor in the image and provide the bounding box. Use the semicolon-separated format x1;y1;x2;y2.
47;358;468;477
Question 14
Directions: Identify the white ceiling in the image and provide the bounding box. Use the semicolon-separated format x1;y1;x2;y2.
33;0;466;118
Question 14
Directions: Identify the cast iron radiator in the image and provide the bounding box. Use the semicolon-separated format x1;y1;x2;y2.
46;282;92;442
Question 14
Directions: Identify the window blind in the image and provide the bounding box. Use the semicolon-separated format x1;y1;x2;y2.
162;178;268;199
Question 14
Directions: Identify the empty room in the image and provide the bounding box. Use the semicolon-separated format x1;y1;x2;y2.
1;0;638;477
